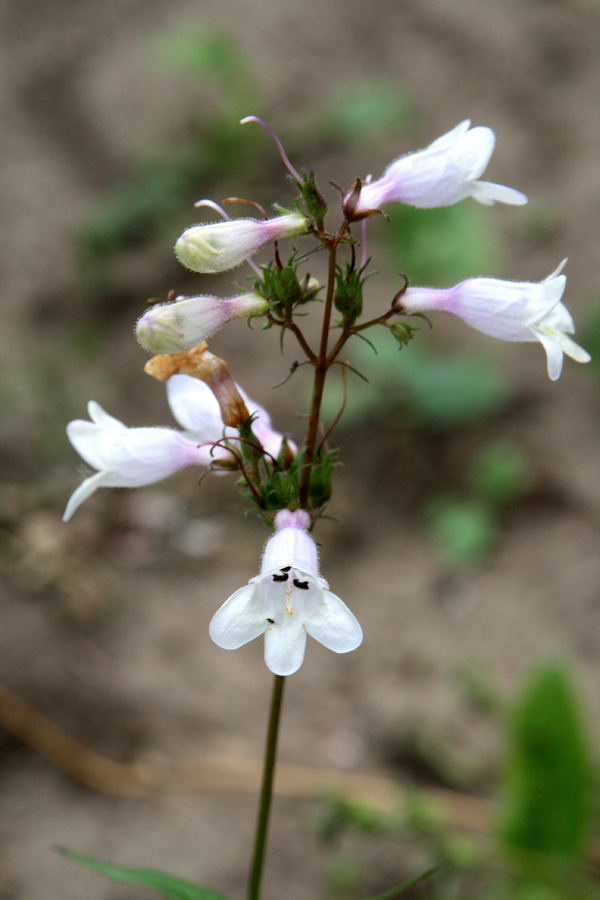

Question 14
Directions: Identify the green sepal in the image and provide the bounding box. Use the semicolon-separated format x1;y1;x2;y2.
238;415;264;462
308;451;339;507
297;169;327;222
334;264;364;325
57;848;230;900
236;447;339;516
389;320;418;348
256;259;303;314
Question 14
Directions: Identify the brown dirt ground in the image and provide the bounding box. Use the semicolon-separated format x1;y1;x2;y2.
1;0;600;897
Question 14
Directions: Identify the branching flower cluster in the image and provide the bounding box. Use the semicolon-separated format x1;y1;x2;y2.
65;117;590;677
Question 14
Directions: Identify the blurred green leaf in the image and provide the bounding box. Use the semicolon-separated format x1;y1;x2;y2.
321;333;512;433
425;497;498;569
385;202;500;287
467;440;532;507
324;80;415;142
58;848;230;900
152;30;244;81
401;350;512;430
454;660;500;716
498;661;593;863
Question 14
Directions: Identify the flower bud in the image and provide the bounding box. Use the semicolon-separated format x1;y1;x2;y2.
136;293;268;354
174;213;308;274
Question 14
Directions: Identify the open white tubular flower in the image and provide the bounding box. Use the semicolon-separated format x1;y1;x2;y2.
174;213;308;274
64;377;293;521
400;260;591;381
347;120;528;214
136;293;269;355
209;509;363;676
63;402;216;522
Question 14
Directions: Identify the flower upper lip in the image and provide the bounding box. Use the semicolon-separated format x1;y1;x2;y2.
345;120;528;214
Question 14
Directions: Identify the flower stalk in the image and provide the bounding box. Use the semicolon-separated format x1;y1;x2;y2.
247;674;286;900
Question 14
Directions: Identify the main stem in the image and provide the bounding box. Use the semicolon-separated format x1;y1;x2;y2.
247;674;286;900
299;241;338;507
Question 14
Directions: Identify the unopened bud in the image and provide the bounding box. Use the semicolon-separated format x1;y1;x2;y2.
175;213;307;274
136;293;268;354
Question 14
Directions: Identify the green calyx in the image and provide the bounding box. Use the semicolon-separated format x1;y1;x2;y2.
257;257;319;315
389;320;419;347
297;169;328;224
237;447;338;515
334;264;364;325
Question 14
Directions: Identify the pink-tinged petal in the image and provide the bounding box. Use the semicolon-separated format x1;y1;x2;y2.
304;590;363;653
87;401;126;429
175;214;307;274
64;400;215;519
535;331;566;381
558;335;591;365
209;585;267;649
400;261;589;380
260;525;319;577
62;471;108;522
347;121;525;212
105;428;211;482
470;180;528;206
166;375;224;437
136;293;268;354
263;622;307;676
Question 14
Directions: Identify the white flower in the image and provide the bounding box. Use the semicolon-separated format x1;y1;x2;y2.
400;260;590;380
209;510;362;676
347;120;527;214
136;293;269;354
63;402;215;521
166;374;295;462
175;213;307;274
64;377;294;521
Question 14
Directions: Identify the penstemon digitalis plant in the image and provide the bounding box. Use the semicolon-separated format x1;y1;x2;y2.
62;117;590;899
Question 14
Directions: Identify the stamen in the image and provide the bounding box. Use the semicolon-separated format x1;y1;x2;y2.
272;572;289;582
240;116;304;184
293;579;309;590
194;199;231;219
280;566;291;572
266;617;275;624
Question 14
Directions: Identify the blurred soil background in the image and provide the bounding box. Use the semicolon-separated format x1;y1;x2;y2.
1;0;600;898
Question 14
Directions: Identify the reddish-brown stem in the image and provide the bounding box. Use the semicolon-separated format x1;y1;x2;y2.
209;440;266;508
268;313;317;364
318;362;348;454
299;224;347;506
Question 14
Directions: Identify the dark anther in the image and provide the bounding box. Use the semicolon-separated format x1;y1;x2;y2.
272;572;289;582
266;617;275;624
293;579;309;590
280;566;291;571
